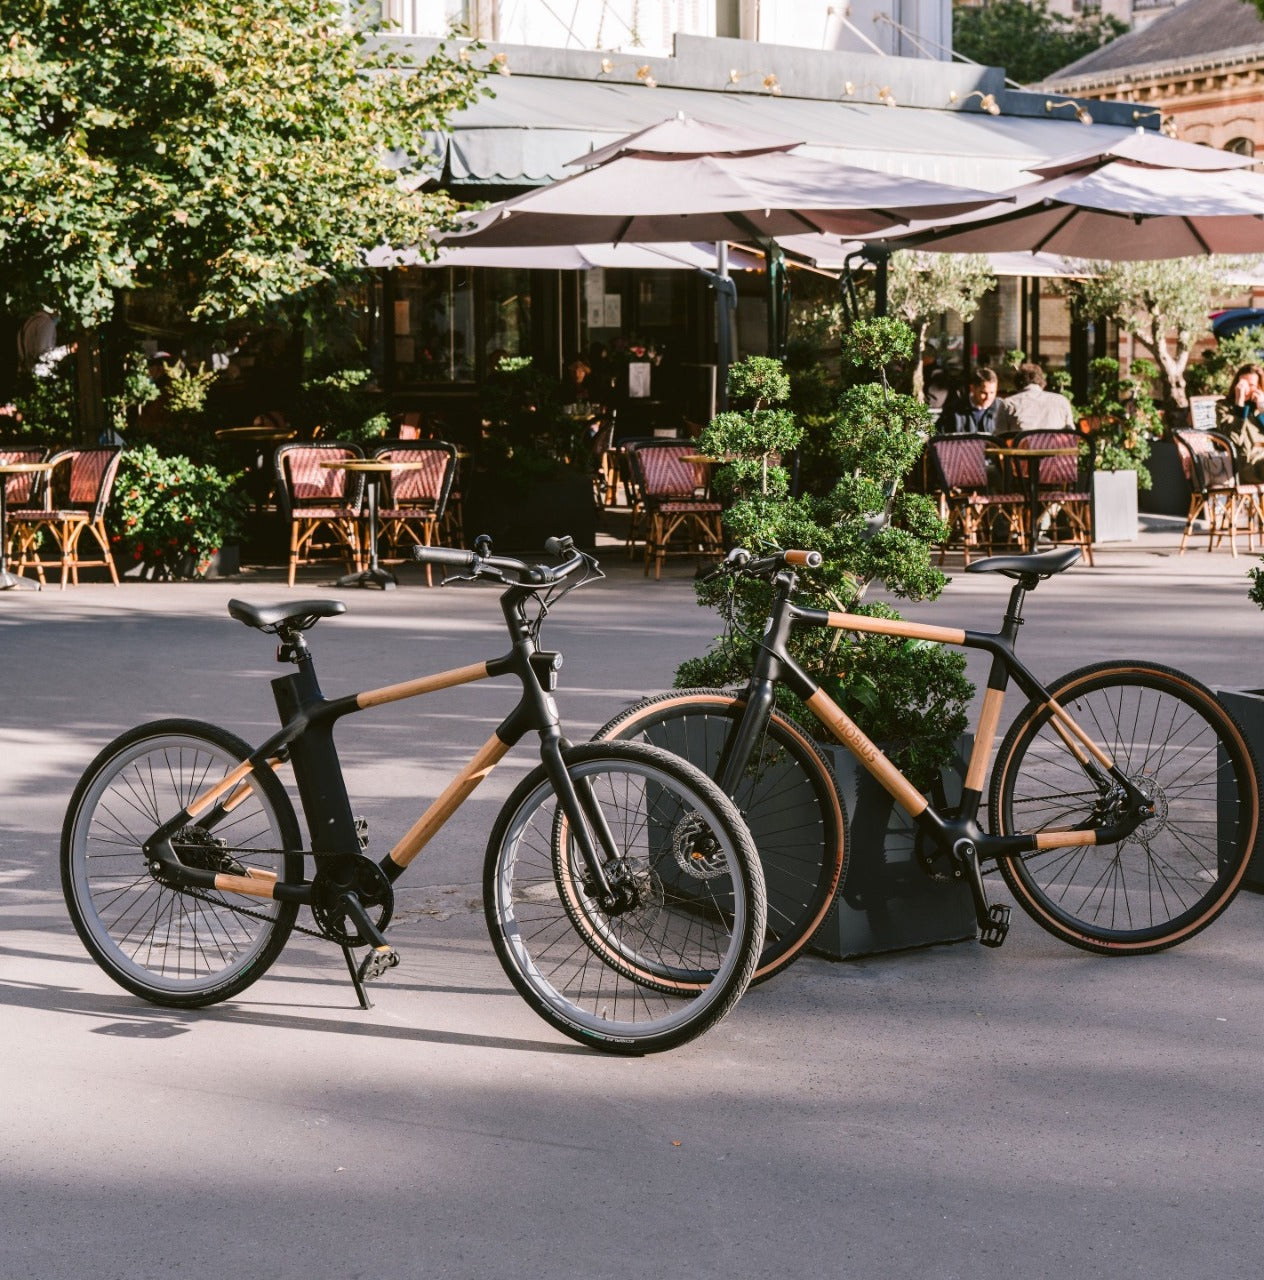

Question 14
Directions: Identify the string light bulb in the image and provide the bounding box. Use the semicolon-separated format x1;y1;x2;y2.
949;89;1000;115
1046;98;1093;125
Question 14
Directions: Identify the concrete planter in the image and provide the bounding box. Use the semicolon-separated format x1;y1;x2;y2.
809;738;978;960
1091;469;1138;543
1213;688;1264;892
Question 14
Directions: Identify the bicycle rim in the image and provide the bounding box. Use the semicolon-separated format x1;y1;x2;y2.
62;722;302;1005
991;663;1259;953
596;691;846;981
485;742;764;1054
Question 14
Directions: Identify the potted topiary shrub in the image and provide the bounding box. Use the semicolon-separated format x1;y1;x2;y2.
679;321;978;958
109;445;247;579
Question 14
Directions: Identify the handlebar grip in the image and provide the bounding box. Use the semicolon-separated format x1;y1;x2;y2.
784;549;823;569
412;546;478;570
544;535;574;557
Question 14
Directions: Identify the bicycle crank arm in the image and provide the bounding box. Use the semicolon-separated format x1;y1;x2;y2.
952;838;1010;948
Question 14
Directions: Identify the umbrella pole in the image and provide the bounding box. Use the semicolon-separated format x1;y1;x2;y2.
709;241;735;414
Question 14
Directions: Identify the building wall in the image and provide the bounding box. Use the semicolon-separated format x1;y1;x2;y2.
1050;56;1264;154
381;0;952;57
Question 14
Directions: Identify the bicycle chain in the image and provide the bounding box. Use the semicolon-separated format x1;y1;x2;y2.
173;883;328;939
159;843;374;942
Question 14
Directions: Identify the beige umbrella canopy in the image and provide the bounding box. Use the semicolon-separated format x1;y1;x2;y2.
365;239;764;271
873;130;1264;260
440;113;1003;249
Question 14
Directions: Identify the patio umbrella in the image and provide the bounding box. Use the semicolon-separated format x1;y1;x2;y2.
439;114;1001;404
441;114;1003;249
364;239;765;271
869;130;1264;260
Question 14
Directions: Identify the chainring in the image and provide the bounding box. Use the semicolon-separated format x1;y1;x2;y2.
310;857;395;947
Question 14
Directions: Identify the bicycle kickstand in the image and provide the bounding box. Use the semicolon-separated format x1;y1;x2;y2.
952;838;1010;948
336;892;402;1010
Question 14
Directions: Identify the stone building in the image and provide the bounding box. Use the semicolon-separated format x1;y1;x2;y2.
1044;0;1264;154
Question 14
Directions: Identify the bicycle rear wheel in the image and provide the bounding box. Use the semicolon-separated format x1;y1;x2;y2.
61;720;303;1006
990;662;1259;954
484;741;765;1055
595;690;846;983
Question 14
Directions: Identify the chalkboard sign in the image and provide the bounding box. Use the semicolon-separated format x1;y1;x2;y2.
1189;395;1221;431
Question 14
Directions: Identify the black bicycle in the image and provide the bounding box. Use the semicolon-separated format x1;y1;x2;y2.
597;544;1260;980
61;538;767;1055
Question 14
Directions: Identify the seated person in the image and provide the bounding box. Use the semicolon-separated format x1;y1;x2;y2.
995;362;1076;434
1222;363;1264;482
943;367;1000;434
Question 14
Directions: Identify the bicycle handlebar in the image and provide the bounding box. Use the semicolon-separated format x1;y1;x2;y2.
413;536;588;587
702;546;823;582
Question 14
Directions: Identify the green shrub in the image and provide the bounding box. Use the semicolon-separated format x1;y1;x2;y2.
109;445;246;578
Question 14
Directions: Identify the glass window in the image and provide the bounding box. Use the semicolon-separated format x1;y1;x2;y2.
481;267;533;367
390;267;474;385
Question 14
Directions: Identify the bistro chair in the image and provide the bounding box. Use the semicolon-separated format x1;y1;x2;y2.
371;441;457;585
1011;429;1095;566
925;434;1026;566
274;442;365;587
588;414;619;507
624;439;723;580
1172;428;1261;556
11;446;122;589
0;446;49;582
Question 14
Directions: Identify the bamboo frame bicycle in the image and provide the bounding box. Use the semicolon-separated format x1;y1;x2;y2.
598;544;1260;981
61;539;766;1055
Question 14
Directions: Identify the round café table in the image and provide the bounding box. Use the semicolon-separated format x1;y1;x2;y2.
0;461;53;591
321;459;434;590
985;445;1081;551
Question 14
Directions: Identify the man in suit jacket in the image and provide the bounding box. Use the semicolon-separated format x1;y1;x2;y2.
944;367;1001;434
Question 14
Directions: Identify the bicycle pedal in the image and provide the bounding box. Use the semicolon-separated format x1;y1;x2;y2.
357;944;401;983
979;903;1010;948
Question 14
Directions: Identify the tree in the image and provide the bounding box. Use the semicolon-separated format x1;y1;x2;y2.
952;0;1127;85
0;0;487;329
1072;258;1235;427
887;251;996;397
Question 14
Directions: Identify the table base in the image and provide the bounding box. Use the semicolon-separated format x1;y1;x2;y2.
0;567;40;591
337;565;397;590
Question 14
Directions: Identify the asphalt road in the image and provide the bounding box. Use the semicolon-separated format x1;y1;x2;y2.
4;522;1264;1280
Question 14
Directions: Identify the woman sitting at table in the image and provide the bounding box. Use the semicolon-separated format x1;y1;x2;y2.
1222;364;1264;482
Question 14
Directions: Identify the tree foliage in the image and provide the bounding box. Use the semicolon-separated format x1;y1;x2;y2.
1072;258;1234;424
887;251;996;396
952;0;1127;85
0;0;488;328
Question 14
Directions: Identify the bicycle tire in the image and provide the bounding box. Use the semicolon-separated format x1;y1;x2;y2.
61;719;304;1007
595;690;846;983
989;662;1259;954
484;741;766;1055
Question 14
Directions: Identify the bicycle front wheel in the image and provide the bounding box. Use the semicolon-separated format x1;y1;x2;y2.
990;662;1259;954
596;690;846;983
61;720;304;1007
485;742;766;1055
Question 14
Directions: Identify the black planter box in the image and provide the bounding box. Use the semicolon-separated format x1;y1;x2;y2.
809;738;978;960
1213;688;1264;892
464;472;597;554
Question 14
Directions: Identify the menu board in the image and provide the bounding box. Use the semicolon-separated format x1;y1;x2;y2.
1189;395;1220;431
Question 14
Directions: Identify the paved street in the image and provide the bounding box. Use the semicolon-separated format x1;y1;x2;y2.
4;518;1264;1280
